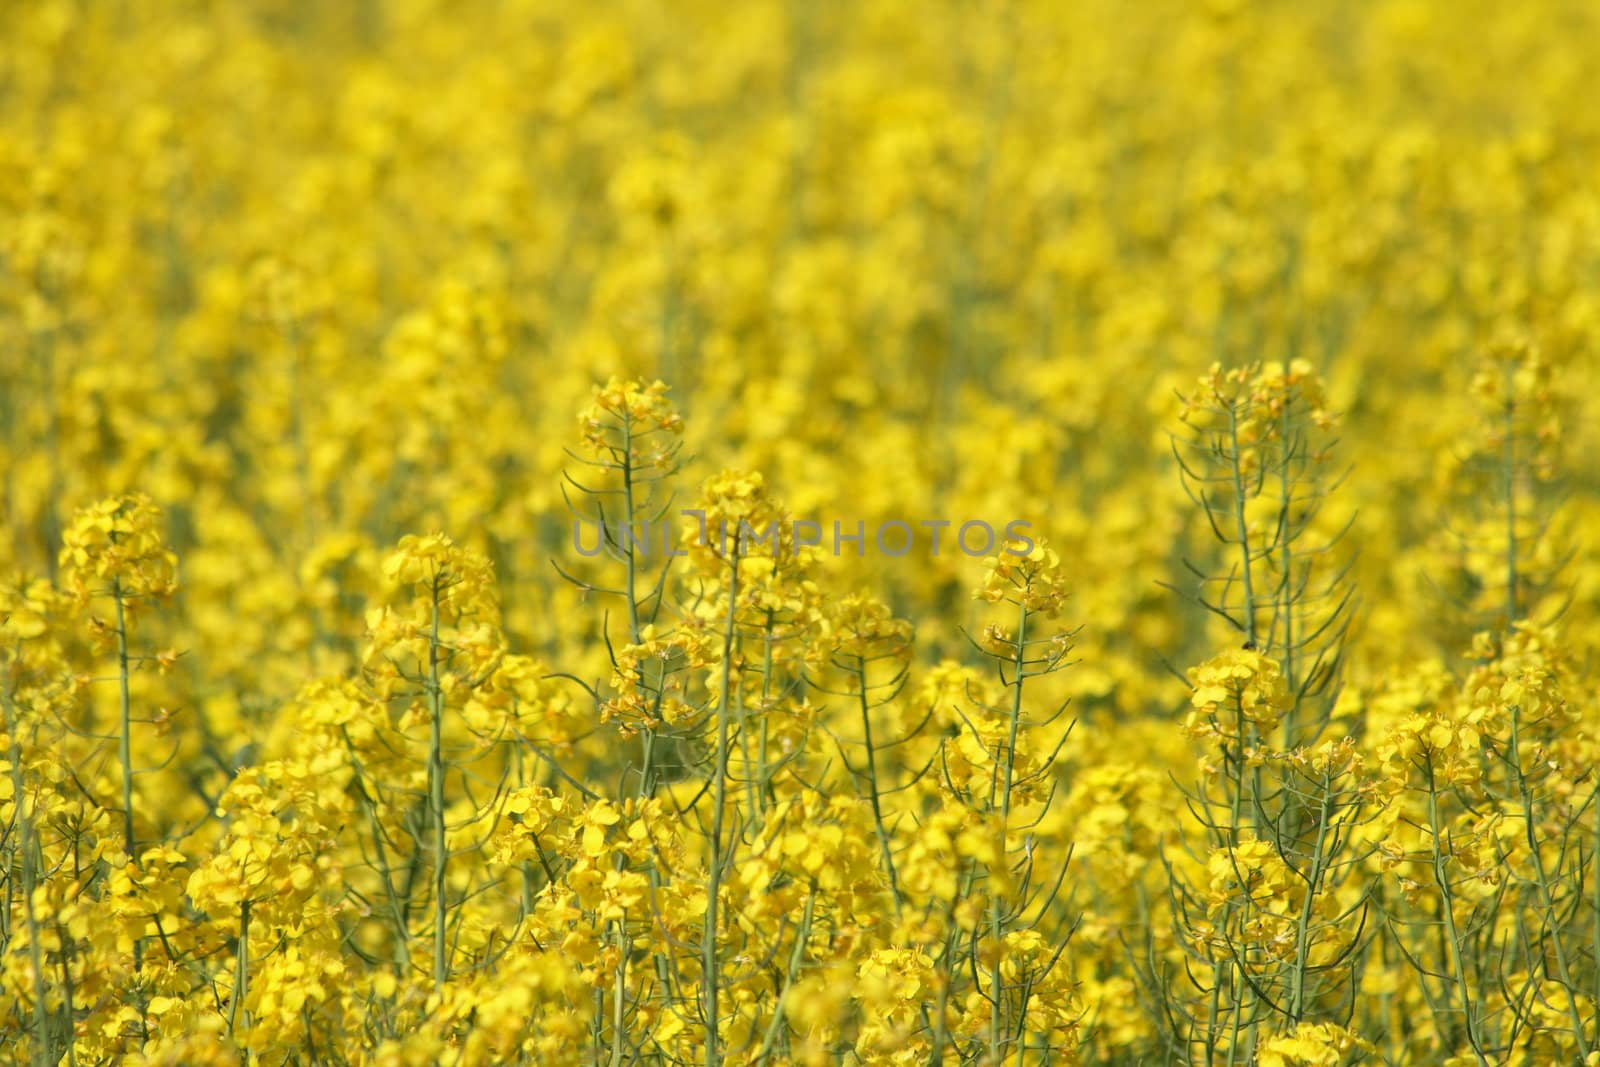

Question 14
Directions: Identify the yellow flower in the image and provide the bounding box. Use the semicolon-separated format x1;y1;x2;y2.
1186;648;1292;738
977;539;1071;618
59;494;178;603
1258;1023;1369;1066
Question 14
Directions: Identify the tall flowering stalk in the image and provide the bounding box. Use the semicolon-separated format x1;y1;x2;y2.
813;594;914;910
1;578;74;1064
564;377;685;799
1169;360;1355;740
58;495;179;866
1159;363;1370;1059
957;540;1080;1063
365;533;502;984
680;471;764;1065
1458;333;1570;633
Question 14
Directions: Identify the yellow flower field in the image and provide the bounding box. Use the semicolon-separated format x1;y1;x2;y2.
4;1;1600;1063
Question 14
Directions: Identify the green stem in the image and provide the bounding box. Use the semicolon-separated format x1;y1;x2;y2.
855;656;901;911
703;555;741;1067
1510;706;1590;1057
1502;366;1518;629
113;579;136;864
428;576;449;986
755;888;815;1063
229;899;251;1043
1227;405;1259;647
6;685;54;1067
1288;774;1331;1021
1277;384;1297;741
989;598;1029;1064
1425;759;1487;1067
608;909;628;1067
757;624;775;816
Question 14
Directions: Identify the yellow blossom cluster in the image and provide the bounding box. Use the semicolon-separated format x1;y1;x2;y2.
58;494;178;605
1186;647;1293;740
